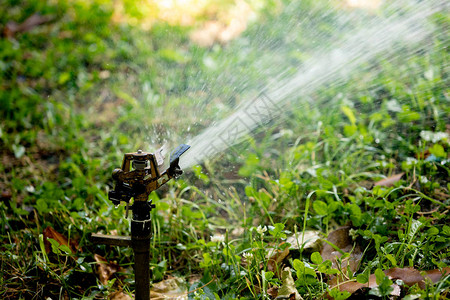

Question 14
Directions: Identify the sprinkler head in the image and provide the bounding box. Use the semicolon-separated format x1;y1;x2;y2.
107;144;190;210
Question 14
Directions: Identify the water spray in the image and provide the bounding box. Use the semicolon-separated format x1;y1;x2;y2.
91;144;190;300
181;0;446;169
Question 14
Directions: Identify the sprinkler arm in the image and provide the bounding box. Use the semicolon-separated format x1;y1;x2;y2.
151;144;191;188
143;163;182;196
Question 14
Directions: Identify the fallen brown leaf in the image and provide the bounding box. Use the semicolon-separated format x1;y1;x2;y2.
4;13;53;38
335;267;450;295
109;290;132;300
187;274;202;285
374;173;404;187
43;226;77;254
94;254;123;285
267;286;278;298
150;276;188;300
333;281;366;294
286;230;321;251
245;276;261;295
277;267;303;300
391;283;402;297
1;190;12;202
321;226;362;281
416;149;431;160
267;246;290;278
386;267;450;289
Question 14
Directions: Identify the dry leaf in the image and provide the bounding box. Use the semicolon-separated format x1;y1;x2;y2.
286;230;321;251
150;276;188;300
4;13;53;38
94;254;123;285
335;267;450;295
321;226;362;281
267;286;278;298
43;226;76;254
386;267;450;289
276;267;303;300
374;173;404;187
187;274;202;285
109;291;132;300
245;276;261;295
416;149;431;160
267;246;290;277
1;190;12;202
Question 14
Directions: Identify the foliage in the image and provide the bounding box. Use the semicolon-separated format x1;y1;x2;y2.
0;0;449;299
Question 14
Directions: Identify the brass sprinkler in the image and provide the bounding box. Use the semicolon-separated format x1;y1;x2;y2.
91;144;190;300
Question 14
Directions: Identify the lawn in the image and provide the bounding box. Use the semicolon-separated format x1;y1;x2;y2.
1;0;449;299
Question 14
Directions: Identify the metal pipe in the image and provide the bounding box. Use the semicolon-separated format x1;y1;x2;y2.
90;233;131;247
132;236;150;300
131;201;153;300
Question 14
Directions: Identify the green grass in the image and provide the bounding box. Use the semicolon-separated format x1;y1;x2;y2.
1;0;449;299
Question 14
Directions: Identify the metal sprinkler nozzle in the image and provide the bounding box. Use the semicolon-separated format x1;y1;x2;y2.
91;144;190;300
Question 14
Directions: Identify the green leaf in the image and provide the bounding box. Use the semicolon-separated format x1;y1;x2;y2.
258;191;272;209
58;72;71;84
341;106;357;125
48;238;61;255
356;269;369;284
347;203;362;226
311;252;323;264
201;253;212;267
407;219;423;241
429;144;446;158
293;259;316;279
39;234;49;264
59;244;72;255
397;105;421;123
269;223;285;238
442;225;450;236
313;200;328;215
264;271;274;281
72;197;84;210
10;201;29;216
374;268;386;285
192;165;210;184
344;124;358;136
238;153;260;177
318;260;339;275
293;259;303;272
327;201;340;213
158;48;188;63
245;186;256;198
427;227;439;236
371;268;394;297
386;254;397;267
156;201;170;210
113;88;138;106
35;199;49;214
328;287;351;300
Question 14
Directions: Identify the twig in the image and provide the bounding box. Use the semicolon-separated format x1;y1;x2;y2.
186;275;217;295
